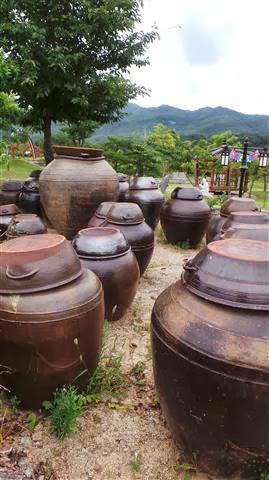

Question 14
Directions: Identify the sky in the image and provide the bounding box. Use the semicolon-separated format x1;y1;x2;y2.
130;0;269;115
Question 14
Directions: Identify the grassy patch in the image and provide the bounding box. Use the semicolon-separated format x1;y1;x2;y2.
0;157;43;180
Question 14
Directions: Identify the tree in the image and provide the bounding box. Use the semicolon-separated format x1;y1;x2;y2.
0;53;24;132
0;1;158;164
62;120;100;147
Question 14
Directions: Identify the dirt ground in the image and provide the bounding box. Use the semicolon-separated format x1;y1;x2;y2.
1;232;229;480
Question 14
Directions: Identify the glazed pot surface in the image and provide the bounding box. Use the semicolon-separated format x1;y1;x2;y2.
126;188;164;230
87;201;117;227
6;213;47;239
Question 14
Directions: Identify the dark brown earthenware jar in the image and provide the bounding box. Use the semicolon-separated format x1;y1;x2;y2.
160;187;210;247
29;170;42;179
17;177;41;215
73;227;140;321
6;213;47;239
0;204;21;236
118;173;129;202
0;180;22;206
102;203;154;276
0;233;104;408
221;211;269;234
87;202;116;227
126;176;164;229
39;146;119;239
206;197;260;244
224;224;269;242
151;239;269;478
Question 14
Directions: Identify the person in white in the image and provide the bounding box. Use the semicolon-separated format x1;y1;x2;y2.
199;177;212;197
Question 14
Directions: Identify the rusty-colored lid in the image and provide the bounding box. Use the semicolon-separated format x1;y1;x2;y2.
73;227;130;259
171;186;203;201
224;224;269;242
0;233;82;293
106;203;144;225
95;202;117;219
118;173;128;182
182;239;269;310
222;211;269;233
0;204;20;216
52;145;104;159
220;197;259;217
1;180;22;191
129;176;158;190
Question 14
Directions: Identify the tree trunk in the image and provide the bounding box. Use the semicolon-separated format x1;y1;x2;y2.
43;116;53;165
263;173;268;193
249;175;258;197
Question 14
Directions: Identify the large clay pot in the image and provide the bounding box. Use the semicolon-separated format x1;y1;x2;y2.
6;213;47;239
151;239;269;478
160;187;210;247
221;211;269;234
206;197;259;244
39;146;119;239
73;227;140;321
17;177;41;215
0;234;104;408
0;181;22;206
87;202;116;227
224;224;269;242
126;176;164;229
118;173;129;202
0;204;21;237
102;203;154;276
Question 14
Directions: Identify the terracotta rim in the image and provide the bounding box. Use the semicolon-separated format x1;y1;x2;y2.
208;239;269;262
0;233;66;265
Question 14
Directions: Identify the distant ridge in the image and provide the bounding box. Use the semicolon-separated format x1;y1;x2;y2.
91;103;269;141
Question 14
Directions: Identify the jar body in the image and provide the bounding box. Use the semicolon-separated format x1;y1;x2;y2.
39;151;119;239
102;220;154;276
0;181;22;206
119;181;129;201
80;251;139;321
126;189;164;230
17;190;41;215
206;213;226;243
151;280;269;477
161;198;210;246
0;270;104;408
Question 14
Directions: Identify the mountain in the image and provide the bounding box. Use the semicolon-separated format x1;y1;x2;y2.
91;103;269;142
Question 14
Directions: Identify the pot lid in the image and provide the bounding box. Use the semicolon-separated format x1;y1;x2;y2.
106;203;144;225
72;227;130;259
95;202;117;219
182;239;269;310
222;211;269;232
223;224;269;242
220;197;259;217
6;214;47;237
29;170;42;179
52;145;104;159
0;233;82;293
22;178;39;191
1;180;22;191
129;176;158;190
171;186;203;200
0;204;20;216
118;173;128;182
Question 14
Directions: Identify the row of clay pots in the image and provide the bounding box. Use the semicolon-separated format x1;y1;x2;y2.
0;171;42;214
151;237;269;478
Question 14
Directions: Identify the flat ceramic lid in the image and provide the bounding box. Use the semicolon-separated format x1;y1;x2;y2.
22;179;39;191
129;176;158;190
220;197;259;216
225;211;269;224
0;204;20;215
106;203;144;225
52;145;104;159
182;239;269;309
171;186;203;200
224;224;269;242
0;233;66;265
95;202;117;219
2;180;22;191
73;227;130;258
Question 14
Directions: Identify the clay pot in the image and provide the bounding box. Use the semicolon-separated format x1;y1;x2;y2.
6;214;47;239
29;170;42;179
221;211;269;234
73;227;139;321
39;146;119;239
0;204;21;236
102;203;154;276
206;197;259;244
0;233;104;408
87;202;116;227
151;239;269;477
17;178;41;215
126;176;164;229
160;187;210;247
224;224;269;242
118;173;129;201
0;180;22;206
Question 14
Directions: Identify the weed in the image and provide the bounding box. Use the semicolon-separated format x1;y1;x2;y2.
131;362;146;375
151;396;160;408
133;322;150;333
175;239;191;250
148;262;164;268
130;452;142;473
27;412;39;430
86;353;127;402
261;473;269;480
10;395;20;411
43;386;83;438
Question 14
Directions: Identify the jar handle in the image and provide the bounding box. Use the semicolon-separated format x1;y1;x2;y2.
182;259;198;272
6;265;39;280
123;214;133;220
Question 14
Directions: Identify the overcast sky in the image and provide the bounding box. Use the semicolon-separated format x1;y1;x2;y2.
130;0;269;115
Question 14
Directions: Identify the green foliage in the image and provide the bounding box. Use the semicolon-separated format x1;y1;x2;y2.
61;121;100;147
0;1;158;163
0;92;24;132
10;395;21;411
27;412;39;430
130;452;143;472
43;386;83;438
261;473;269;480
86;354;127;403
175;240;191;250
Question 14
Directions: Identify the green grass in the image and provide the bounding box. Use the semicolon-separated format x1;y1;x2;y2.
0;157;43;181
